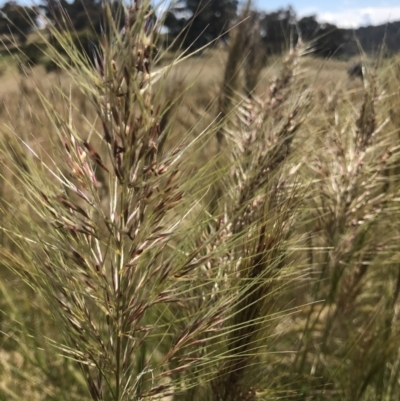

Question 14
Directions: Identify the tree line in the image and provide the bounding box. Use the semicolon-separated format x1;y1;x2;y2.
0;0;399;58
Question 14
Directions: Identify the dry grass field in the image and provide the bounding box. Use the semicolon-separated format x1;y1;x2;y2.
1;7;400;401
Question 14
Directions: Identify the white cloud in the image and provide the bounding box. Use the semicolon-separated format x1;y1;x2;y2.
297;6;319;16
314;6;400;28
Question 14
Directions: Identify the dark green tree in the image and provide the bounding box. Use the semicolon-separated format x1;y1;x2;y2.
164;0;238;50
297;15;347;57
41;0;70;27
42;0;103;33
258;7;297;55
0;1;38;43
255;9;348;59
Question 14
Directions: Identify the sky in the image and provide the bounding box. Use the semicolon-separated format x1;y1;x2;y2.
255;0;400;28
